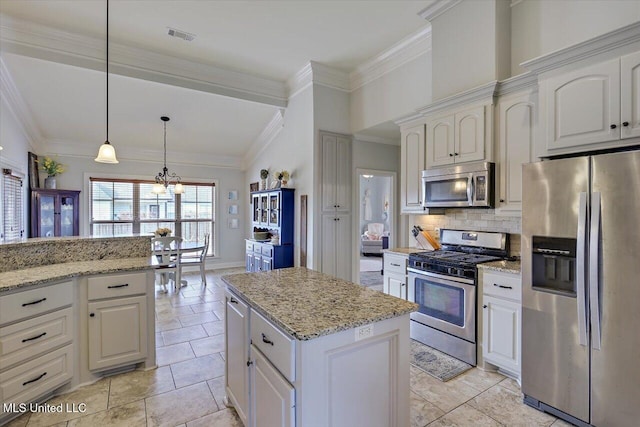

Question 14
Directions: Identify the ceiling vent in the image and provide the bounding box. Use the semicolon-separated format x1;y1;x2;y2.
167;27;195;42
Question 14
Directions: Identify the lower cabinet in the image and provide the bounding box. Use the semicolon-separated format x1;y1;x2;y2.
225;292;250;426
251;345;295;427
245;240;293;272
481;269;522;379
382;252;408;299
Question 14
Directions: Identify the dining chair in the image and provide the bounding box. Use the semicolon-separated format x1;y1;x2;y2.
152;236;182;292
179;233;210;286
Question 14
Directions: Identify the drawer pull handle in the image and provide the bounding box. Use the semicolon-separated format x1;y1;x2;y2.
22;332;47;343
390;263;401;267
493;284;513;289
23;372;47;386
107;283;129;289
22;298;47;307
246;359;253;367
230;297;238;304
261;333;274;346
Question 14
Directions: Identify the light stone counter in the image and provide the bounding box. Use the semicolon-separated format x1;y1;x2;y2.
0;257;155;293
479;259;521;274
382;247;429;256
222;267;417;341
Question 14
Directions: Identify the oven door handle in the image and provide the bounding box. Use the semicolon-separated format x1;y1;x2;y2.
407;269;475;287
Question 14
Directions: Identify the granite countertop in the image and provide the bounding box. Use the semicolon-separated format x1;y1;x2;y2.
222;267;418;341
0;235;147;248
0;257;154;293
382;247;429;256
479;259;521;274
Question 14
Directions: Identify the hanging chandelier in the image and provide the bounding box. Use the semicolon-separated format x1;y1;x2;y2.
95;0;119;164
152;116;183;194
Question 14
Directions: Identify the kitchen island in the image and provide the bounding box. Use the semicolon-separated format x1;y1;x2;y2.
222;267;417;427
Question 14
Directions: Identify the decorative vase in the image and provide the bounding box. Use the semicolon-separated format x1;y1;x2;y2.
281;179;288;187
44;176;56;189
261;178;267;190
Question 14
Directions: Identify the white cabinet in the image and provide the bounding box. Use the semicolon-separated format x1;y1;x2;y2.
481;269;522;379
87;273;148;371
252;345;295;427
426;105;486;168
383;252;408;299
542;51;640;155
321;214;351;281
320;132;351;213
496;90;536;213
400;122;426;213
225;291;249;426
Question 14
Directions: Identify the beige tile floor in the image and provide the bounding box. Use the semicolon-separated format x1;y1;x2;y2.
6;268;572;427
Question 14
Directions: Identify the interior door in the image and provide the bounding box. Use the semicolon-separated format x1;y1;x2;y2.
590;150;640;426
521;157;589;422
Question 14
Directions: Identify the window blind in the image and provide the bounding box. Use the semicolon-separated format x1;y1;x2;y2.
2;172;24;241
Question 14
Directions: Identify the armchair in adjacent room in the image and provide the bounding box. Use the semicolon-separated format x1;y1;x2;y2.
360;223;389;256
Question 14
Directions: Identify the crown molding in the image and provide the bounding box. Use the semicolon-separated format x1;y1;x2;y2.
353;133;399;146
287;62;313;99
243;110;285;170
394;112;426;127
0;15;288;108
417;80;498;116
521;21;640;75
417;0;462;22
510;0;524;7
45;138;243;169
0;57;45;151
495;72;538;96
309;61;350;92
350;26;432;90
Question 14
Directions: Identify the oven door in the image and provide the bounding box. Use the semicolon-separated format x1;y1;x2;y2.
407;269;476;342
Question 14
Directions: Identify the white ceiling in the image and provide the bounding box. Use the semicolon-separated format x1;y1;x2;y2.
0;1;432;166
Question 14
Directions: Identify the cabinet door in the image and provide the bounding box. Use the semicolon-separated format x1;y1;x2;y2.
252;194;261;224
545;58;620;150
268;192;281;227
253;253;262;272
251;345;295;427
246;251;254;272
454;106;485;163
225;293;249;426
58;193;78;236
321;133;351;213
38;193;56;238
497;92;535;212
482;295;521;375
621;51;640;140
384;273;406;300
321;214;351;281
262;257;273;271
88;295;147;371
426;114;455;168
400;123;426;213
334;136;351;213
260;195;269;225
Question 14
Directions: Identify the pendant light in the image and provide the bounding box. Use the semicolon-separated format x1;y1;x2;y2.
152;116;183;194
95;0;119;163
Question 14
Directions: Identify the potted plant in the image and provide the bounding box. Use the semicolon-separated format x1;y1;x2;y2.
260;169;269;190
155;227;172;237
277;170;290;187
38;157;65;189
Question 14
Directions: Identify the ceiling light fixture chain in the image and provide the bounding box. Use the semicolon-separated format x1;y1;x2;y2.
95;0;119;163
152;116;183;194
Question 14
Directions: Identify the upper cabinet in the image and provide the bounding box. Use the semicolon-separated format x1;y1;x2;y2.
400;122;426;214
540;51;640;156
30;189;80;238
426;105;488;168
321;133;351;214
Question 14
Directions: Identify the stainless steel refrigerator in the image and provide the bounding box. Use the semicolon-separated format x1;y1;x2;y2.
521;150;640;427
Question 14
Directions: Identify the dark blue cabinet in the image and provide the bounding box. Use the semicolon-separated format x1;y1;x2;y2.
247;188;294;272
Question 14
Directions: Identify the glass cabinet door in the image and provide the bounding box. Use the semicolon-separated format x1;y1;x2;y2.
252;194;261;223
268;192;280;227
260;195;269;224
60;195;76;236
39;194;56;237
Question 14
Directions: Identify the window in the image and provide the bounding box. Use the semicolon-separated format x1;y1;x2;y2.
2;169;24;241
90;178;215;255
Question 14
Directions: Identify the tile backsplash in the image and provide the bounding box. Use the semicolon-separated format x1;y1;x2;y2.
410;209;521;256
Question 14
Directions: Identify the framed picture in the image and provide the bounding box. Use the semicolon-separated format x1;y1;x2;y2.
228;190;238;200
249;182;259;202
28;152;40;189
228;218;239;229
228;204;238;215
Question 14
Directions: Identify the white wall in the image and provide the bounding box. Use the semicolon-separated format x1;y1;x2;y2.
245;85;315;268
511;0;640;75
50;154;246;268
359;175;391;233
350;52;432;133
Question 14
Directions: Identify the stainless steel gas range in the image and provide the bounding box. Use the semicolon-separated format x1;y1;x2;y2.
408;229;508;365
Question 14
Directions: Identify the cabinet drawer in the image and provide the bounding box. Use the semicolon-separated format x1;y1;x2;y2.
225;289;248;318
0;281;72;326
261;245;273;257
0;307;73;370
250;310;295;383
0;344;73;407
483;271;522;302
246;241;254;252
88;272;147;300
384;253;407;275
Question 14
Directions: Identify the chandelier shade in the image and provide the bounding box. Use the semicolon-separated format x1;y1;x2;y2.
152;116;183;194
95;0;118;164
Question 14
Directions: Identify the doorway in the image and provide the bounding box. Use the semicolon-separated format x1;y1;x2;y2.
354;169;395;291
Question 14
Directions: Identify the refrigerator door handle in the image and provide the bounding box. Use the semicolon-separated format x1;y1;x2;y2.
590;192;602;350
576;192;588;346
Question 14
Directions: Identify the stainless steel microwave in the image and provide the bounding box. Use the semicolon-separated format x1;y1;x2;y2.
422;162;495;208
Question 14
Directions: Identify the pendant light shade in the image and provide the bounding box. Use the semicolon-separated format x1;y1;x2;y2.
95;0;119;164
